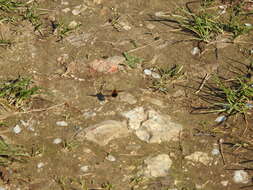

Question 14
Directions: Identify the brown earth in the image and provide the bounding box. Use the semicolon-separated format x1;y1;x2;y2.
0;0;253;190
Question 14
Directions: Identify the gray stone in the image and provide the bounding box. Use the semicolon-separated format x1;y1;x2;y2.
138;154;172;178
83;120;130;146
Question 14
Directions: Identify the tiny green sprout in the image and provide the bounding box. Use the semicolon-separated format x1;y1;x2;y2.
123;52;143;68
23;6;42;30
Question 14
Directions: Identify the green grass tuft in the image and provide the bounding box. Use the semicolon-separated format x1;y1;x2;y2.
0;0;24;12
0;77;40;109
158;1;253;43
0;137;27;166
212;77;253;115
151;65;184;93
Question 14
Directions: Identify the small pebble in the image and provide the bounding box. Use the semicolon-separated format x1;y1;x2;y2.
37;162;45;169
0;187;6;190
122;24;131;31
68;21;78;29
151;72;161;79
72;5;82;15
105;154;116;162
62;8;71;13
191;47;200;55
146;23;155;30
155;11;166;17
215;115;226;123
56;121;68;127
80;165;89;172
246;103;253;108
233;170;249;184
53;138;62;144
218;5;227;14
143;69;152;76
245;23;252;27
13;125;22;134
211;148;220;155
221;180;229;186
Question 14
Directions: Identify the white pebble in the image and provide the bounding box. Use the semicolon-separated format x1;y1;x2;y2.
215;115;226;123
211;148;220;155
53;138;62;144
56;121;68;127
72;5;82;15
13;125;22;134
245;23;252;27
80;165;89;172
155;11;166;17
143;69;152;75
221;180;229;186
123;25;131;31
218;5;227;14
191;47;200;55
105;154;116;162
151;72;161;79
37;162;45;169
233;170;249;184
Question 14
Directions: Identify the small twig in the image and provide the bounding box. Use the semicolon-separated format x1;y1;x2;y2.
195;73;211;94
0;103;65;120
127;39;162;53
218;138;226;165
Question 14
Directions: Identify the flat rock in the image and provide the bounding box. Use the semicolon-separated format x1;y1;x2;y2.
137;154;172;178
121;107;146;130
185;151;213;166
88;56;124;73
137;110;182;143
82;120;129;146
122;108;182;143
